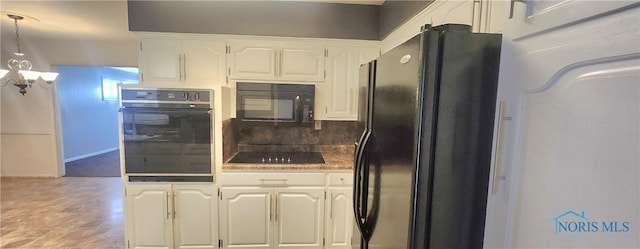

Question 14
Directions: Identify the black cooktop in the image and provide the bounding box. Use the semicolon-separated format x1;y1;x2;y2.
229;152;325;164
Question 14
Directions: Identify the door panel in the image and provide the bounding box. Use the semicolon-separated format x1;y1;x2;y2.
221;188;272;248
229;42;278;80
183;40;226;84
484;3;640;248
126;184;173;249
326;188;353;249
140;39;182;83
325;46;357;120
174;185;217;249
280;44;324;81
513;56;639;248
274;188;324;249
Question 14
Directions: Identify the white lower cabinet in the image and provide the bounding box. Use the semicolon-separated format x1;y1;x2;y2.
220;187;325;249
324;188;352;249
219;188;272;248
274;188;325;249
125;184;218;249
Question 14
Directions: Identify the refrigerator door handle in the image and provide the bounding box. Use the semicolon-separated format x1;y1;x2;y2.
353;132;365;221
353;131;371;237
353;130;368;218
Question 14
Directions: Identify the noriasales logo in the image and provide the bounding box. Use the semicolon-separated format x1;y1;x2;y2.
553;210;631;234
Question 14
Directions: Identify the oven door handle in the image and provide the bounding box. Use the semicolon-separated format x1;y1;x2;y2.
121;107;212;114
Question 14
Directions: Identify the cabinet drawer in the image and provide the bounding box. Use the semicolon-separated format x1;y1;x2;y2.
220;173;325;186
328;173;353;186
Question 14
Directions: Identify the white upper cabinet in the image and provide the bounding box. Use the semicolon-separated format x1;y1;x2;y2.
323;46;357;120
140;39;183;84
182;40;227;84
320;46;379;121
228;41;279;80
279;44;325;81
358;47;380;65
139;37;226;86
228;41;325;82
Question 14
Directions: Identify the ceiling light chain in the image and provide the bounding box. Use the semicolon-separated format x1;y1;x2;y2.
0;14;58;95
13;14;23;55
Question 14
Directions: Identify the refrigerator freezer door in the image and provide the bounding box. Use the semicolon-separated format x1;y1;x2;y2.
366;34;423;249
421;30;501;248
357;62;376;132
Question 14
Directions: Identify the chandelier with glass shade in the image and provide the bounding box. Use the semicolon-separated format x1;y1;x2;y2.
0;14;58;95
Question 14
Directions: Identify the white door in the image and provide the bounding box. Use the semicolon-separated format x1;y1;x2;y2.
325;188;353;249
484;2;640;248
126;184;174;249
324;46;358;120
173;185;218;249
279;44;325;81
228;41;278;80
140;39;182;84
273;188;324;249
220;188;272;248
183;40;227;85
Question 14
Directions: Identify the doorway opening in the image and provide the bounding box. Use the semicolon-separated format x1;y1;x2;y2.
56;66;138;177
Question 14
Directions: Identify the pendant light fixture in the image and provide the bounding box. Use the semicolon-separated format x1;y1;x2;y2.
0;13;59;95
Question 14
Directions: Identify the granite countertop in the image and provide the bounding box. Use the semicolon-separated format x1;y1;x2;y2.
222;152;354;170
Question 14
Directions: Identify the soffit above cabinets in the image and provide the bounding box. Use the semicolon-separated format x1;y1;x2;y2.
128;1;432;41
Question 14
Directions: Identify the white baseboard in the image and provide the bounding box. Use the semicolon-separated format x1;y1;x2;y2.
64;147;118;163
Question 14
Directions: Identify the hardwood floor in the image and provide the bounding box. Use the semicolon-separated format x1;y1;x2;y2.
0;177;124;248
65;150;121;177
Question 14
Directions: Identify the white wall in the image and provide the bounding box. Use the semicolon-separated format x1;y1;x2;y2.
57;66;137;162
0;38;137;177
1;39;60;177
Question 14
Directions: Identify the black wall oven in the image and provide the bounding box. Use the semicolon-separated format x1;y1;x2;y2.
120;88;213;181
236;82;315;123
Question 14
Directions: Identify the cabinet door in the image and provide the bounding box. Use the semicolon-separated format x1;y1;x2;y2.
228;41;278;80
173;185;218;249
357;47;380;65
126;184;174;249
325;188;353;249
324;46;358;120
483;3;640;248
183;40;227;85
273;188;324;249
140;39;182;84
220;188;272;248
279;44;325;81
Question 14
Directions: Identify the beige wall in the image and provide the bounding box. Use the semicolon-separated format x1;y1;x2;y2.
0;38;136;177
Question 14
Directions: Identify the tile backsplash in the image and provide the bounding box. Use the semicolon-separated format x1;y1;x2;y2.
222;119;359;161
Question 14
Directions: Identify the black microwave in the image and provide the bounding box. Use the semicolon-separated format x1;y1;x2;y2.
236;82;315;123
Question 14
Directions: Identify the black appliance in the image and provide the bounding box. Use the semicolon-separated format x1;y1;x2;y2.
352;24;502;249
236;82;315;123
120;88;213;181
228;152;325;164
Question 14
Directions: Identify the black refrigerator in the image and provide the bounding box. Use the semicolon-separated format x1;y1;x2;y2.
352;24;502;249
